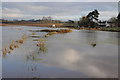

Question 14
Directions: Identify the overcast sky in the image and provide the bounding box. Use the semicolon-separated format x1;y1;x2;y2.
2;2;118;21
1;0;119;2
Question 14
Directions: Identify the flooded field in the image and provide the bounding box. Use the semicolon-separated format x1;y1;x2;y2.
2;26;118;78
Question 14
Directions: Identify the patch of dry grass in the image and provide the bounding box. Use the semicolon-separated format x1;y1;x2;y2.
42;29;73;37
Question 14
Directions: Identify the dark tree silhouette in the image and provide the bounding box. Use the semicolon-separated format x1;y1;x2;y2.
117;13;120;19
86;9;100;27
87;9;99;22
117;13;120;27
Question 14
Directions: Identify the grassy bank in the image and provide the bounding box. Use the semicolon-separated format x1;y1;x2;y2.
101;27;120;32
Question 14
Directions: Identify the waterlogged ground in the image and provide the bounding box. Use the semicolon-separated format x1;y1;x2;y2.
2;26;118;78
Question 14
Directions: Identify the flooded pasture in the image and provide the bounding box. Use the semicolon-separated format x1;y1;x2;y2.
2;26;118;78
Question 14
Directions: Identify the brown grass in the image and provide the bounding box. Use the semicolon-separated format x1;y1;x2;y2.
58;29;73;33
17;39;24;44
3;46;8;55
1;23;64;27
9;40;15;50
40;29;73;33
0;24;16;26
47;32;58;35
9;44;14;50
41;29;73;37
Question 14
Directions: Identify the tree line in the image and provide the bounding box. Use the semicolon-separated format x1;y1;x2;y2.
1;10;120;28
66;10;119;28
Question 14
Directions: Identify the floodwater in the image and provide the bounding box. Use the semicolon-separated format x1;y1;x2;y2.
2;26;118;78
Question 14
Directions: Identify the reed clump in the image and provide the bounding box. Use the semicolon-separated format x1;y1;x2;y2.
9;41;15;50
37;42;47;53
16;39;24;44
9;44;14;50
16;34;27;44
21;34;27;40
3;46;11;56
91;43;96;47
36;37;48;53
31;33;37;35
3;46;8;55
36;42;45;47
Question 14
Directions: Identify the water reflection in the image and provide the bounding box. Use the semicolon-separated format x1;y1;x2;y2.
27;64;41;78
83;30;97;47
40;48;118;78
28;65;37;72
61;49;107;77
26;50;43;61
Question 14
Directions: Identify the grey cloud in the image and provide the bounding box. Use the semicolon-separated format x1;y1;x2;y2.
2;2;118;20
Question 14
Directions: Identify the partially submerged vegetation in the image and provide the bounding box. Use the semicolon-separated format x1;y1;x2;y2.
31;32;37;35
30;35;41;38
29;29;72;33
36;38;48;53
36;42;47;53
2;34;28;56
30;29;73;53
30;32;48;53
33;38;47;42
29;29;73;37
